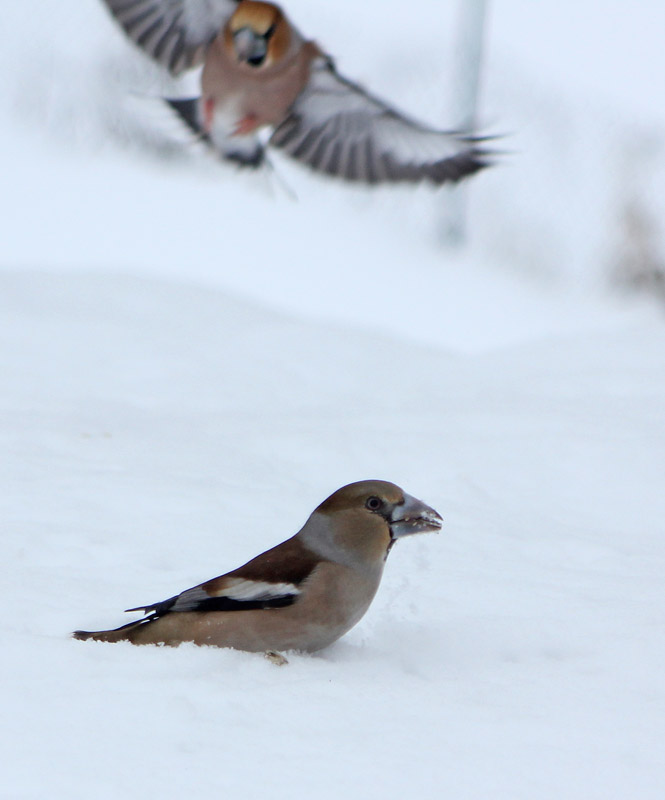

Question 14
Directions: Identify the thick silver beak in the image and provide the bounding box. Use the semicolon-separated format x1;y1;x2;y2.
233;27;267;63
389;492;443;539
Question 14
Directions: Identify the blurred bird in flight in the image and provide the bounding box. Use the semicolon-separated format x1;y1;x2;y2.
101;0;492;183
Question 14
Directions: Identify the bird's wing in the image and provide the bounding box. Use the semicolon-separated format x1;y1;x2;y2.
270;57;493;184
101;0;239;74
125;578;302;617
125;536;322;617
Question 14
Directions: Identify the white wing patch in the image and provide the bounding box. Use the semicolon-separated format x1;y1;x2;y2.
215;578;301;601
168;577;301;612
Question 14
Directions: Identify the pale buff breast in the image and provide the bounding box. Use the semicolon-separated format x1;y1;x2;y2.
202;37;318;129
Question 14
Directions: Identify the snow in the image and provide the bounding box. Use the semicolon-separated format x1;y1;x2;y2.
2;2;665;799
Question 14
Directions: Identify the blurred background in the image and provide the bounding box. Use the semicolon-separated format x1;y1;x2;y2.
2;1;664;347
1;0;665;313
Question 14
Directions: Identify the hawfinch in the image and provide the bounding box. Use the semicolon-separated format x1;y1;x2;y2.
101;0;491;183
73;480;442;654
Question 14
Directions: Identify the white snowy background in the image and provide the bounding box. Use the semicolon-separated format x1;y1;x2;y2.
2;1;664;798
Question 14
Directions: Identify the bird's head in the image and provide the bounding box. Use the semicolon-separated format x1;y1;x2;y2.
226;1;290;68
302;480;442;570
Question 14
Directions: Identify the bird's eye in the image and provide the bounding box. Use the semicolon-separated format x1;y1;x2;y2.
365;496;383;511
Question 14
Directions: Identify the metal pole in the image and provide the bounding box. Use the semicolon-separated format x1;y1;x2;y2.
441;0;488;246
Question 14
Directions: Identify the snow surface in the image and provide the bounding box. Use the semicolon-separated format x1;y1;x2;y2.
2;2;665;799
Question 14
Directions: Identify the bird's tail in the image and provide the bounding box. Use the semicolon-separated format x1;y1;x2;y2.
72;617;147;643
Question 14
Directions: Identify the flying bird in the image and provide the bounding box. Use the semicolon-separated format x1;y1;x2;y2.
73;480;442;655
101;0;492;183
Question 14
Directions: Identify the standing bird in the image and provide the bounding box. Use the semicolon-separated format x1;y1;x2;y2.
73;480;442;655
101;0;492;183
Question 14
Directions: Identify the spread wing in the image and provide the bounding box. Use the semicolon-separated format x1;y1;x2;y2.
270;57;493;185
101;0;239;74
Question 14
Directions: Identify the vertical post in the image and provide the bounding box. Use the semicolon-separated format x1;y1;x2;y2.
441;0;488;246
